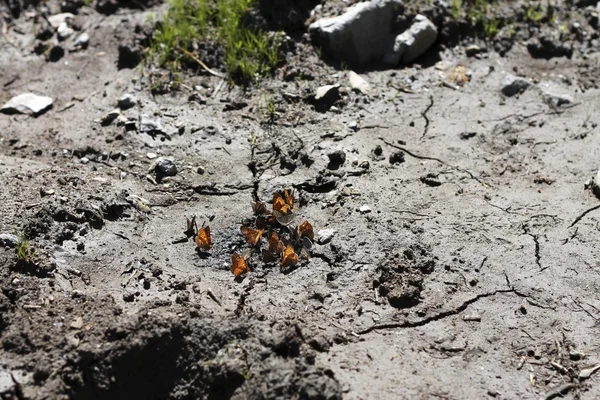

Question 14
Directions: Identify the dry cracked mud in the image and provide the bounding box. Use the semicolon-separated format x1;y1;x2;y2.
2;0;600;399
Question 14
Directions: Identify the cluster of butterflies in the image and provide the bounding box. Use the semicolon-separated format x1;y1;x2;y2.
193;189;315;277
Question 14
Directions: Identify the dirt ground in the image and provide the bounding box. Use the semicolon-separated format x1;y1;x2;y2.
2;0;600;399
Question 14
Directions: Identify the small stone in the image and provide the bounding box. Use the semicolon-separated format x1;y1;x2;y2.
348;120;359;131
591;170;600;199
348;71;371;95
47;45;65;62
542;92;573;108
315;84;339;101
123;292;135;302
118;93;137;110
80;157;89;164
1;93;53;116
359;205;372;214
40;188;55;196
358;160;370;169
501;74;530;97
146;152;157;159
465;44;484;56
383;14;438;65
101;109;120;126
57;22;74;40
48;12;75;28
0;233;19;248
154;157;178;178
328;150;346;164
73;32;89;49
389;151;405;164
140;116;165;135
317;229;336;245
197;166;205;174
309;335;331;352
69;316;84;329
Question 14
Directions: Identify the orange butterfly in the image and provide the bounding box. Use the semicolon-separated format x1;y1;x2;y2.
280;244;298;268
273;193;292;215
251;201;270;215
240;226;264;246
273;190;296;225
295;221;314;241
231;252;250;277
196;226;212;250
263;231;284;262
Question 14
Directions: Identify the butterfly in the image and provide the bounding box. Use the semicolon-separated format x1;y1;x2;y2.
251;201;270;215
231;252;250;277
295;221;314;241
262;231;284;263
280;244;298;268
255;214;276;230
240;226;264;246
273;189;296;225
196;226;212;250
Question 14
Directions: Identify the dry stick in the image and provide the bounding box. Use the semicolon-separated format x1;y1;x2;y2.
569;204;600;228
542;383;578;400
379;138;490;187
1;14;18;49
358;289;515;334
181;48;225;78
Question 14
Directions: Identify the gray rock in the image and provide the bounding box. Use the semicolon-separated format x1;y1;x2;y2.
73;32;89;49
1;93;53;116
501;74;531;97
118;93;137;109
327;149;346;167
591;170;600;199
57;22;74;40
140;116;165;135
101;109;120;125
359;205;372;214
383;14;438;65
154;157;178;178
0;233;19;248
348;71;371;95
309;0;403;67
315;84;340;101
542;92;574;108
48;12;74;28
317;229;336;245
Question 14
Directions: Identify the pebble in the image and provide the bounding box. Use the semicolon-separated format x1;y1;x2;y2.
80;157;89;164
348;71;371;95
118;93;137;110
465;44;484;56
73;32;89;49
101;109;120;125
140;116;165;135
359;205;372;214
0;233;19;248
154;157;178;177
57;22;74;40
47;12;74;28
70;317;84;330
328;149;346;165
0;93;53;116
317;229;336;245
314;84;340;101
542;92;574;108
146;152;158;159
591;170;600;198
501;74;530;97
383;14;438;65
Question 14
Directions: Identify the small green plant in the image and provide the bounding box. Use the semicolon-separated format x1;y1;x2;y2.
525;3;544;22
451;0;462;19
15;231;37;264
150;0;281;85
483;16;499;37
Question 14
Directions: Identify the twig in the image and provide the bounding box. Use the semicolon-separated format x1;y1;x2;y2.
207;288;222;306
1;14;18;49
181;48;225;78
542;383;578;400
569;204;600;228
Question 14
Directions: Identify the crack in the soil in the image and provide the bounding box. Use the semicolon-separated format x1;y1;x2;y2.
357;289;516;334
522;225;545;271
569;204;600;228
420;95;434;139
379;138;490;187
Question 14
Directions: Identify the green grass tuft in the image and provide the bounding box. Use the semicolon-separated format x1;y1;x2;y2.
150;0;281;85
15;231;37;264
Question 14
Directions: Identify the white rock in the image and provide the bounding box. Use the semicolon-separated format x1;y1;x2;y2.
348;71;371;95
501;74;531;97
0;93;53;116
118;93;137;109
317;229;336;245
542;92;573;108
48;13;75;28
57;22;74;40
315;84;340;101
383;14;438;65
73;32;89;48
146;152;158;159
309;0;403;67
359;205;372;214
0;233;19;248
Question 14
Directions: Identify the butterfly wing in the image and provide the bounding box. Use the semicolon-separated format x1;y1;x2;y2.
284;189;294;211
251;201;269;215
240;226;264;246
273;193;291;215
296;220;314;241
280;244;298;267
196;226;212;250
231;253;249;277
